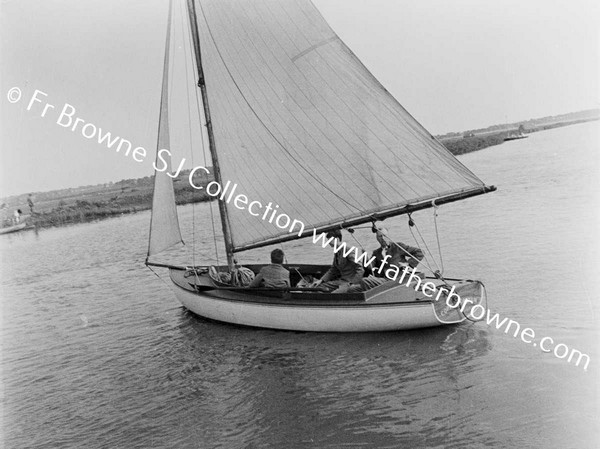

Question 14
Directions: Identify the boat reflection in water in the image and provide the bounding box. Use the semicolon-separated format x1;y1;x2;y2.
175;310;493;447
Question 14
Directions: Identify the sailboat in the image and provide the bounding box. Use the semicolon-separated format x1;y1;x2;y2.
504;132;528;141
504;124;528;141
145;0;496;332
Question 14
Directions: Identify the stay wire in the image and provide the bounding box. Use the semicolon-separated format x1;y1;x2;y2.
374;224;436;275
406;217;440;276
348;229;366;254
148;264;172;288
183;0;220;267
279;242;288;264
178;0;196;268
433;205;445;274
409;213;442;274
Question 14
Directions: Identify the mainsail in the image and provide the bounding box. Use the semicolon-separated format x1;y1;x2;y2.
149;0;494;260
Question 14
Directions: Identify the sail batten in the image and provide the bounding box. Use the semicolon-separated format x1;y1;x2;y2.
176;0;493;252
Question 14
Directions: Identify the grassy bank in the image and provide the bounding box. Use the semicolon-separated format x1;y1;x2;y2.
3;170;214;229
441;132;507;155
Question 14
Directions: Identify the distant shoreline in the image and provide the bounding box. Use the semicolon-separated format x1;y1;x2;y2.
438;116;599;156
1;172;214;230
1;113;598;231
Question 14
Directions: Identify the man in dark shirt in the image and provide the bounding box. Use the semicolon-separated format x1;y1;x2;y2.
249;248;290;288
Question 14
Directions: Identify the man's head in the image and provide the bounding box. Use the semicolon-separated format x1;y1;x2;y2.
271;248;285;264
326;229;342;247
372;221;391;247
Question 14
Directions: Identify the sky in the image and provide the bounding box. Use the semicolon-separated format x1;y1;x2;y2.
1;0;598;197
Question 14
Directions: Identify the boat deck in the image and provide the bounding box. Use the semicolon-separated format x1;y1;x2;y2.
171;264;438;307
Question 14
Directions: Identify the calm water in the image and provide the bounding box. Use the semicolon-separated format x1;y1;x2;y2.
1;122;599;448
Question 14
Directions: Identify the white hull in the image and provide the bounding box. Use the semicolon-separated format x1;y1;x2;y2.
172;285;440;332
168;268;467;332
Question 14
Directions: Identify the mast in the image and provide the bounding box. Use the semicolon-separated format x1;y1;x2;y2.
186;0;235;270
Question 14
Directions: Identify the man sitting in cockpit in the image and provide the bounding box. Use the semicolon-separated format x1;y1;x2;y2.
312;229;364;293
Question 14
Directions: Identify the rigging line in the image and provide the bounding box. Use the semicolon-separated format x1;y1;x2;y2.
377;225;436;275
166;2;177;135
206;169;220;266
148;0;185;258
348;229;365;253
279;242;288;264
405;214;443;277
294;267;307;284
183;0;220;266
409;215;440;274
406;224;437;275
433;204;444;274
195;2;365;215
178;0;196;268
147;264;172;289
410;215;442;274
193;263;201;287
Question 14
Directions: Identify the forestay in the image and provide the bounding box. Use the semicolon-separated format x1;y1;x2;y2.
147;0;183;258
